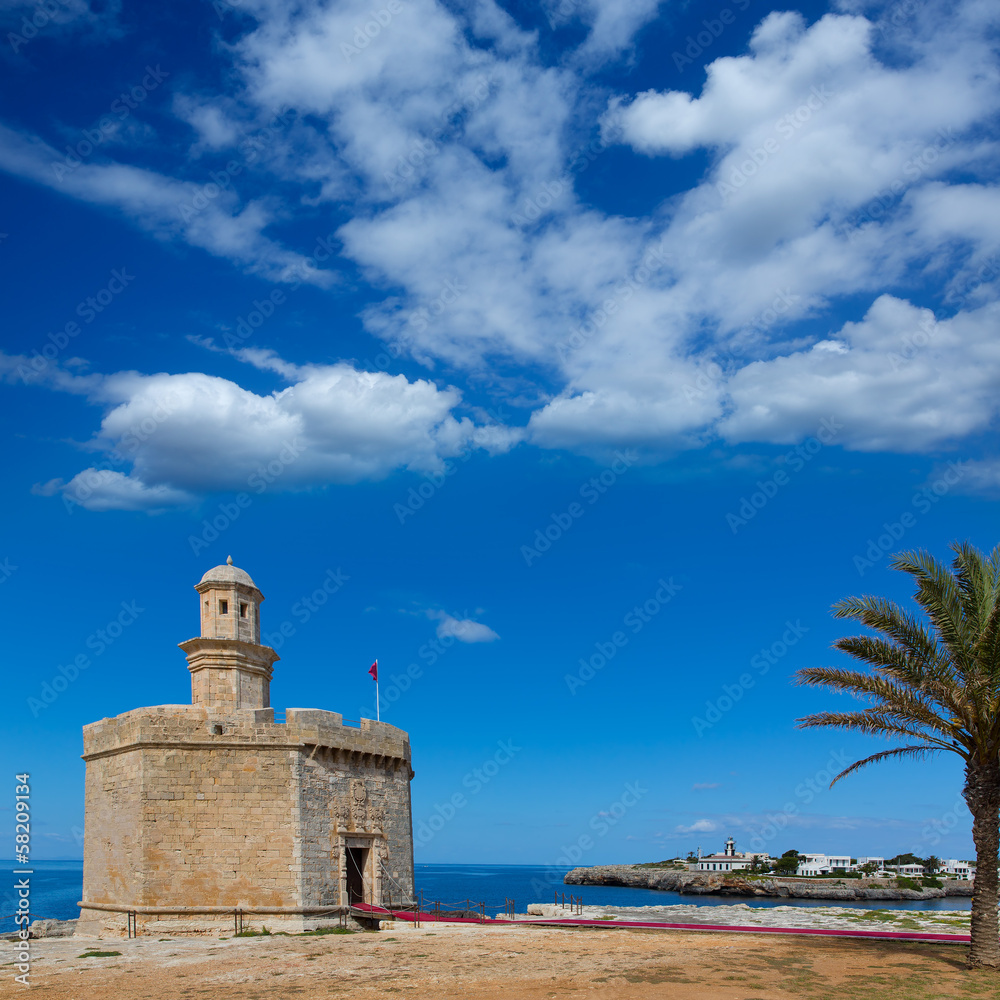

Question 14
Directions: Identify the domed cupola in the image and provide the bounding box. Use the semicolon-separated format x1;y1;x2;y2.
196;555;263;644
178;557;278;711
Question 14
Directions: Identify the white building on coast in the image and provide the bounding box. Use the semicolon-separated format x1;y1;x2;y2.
690;841;975;879
856;856;885;871
795;853;852;876
941;859;974;878
695;837;770;872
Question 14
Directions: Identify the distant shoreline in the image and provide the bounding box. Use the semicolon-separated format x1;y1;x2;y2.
564;865;975;901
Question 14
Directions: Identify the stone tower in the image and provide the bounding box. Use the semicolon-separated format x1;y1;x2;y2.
179;556;278;710
77;559;415;937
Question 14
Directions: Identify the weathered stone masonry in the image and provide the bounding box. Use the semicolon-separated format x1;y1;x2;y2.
77;559;414;937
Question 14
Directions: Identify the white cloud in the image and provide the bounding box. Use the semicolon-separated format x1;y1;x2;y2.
0;124;328;286
7;349;518;510
676;818;718;834
33;470;194;512
528;372;722;456
661;808;932;846
551;0;664;62
720;295;1000;451
1;0;123;43
573;4;1000;453
607;12;874;156
5;0;1000;465
427;610;500;643
944;457;1000;498
172;95;243;154
341;1;1000;457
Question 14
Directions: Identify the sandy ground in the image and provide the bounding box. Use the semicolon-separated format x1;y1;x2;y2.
3;922;998;1000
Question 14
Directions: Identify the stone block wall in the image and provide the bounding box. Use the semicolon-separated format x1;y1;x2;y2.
180;639;277;710
198;582;260;644
140;743;298;909
80;743;143;912
292;712;415;908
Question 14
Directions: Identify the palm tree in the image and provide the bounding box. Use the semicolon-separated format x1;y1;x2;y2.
795;542;1000;969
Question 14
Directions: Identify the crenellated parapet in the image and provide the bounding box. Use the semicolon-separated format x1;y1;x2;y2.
82;705;413;774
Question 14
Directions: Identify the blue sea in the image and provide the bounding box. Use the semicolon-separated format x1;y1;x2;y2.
1;860;971;932
413;863;972;915
2;861;86;934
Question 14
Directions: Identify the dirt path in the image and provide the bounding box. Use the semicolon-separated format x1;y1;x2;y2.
4;924;997;999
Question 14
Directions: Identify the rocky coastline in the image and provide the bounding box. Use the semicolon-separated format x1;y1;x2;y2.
563;865;974;901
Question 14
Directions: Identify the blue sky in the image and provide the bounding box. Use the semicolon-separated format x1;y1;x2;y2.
1;0;998;867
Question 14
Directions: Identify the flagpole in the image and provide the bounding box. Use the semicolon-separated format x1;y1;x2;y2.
376;675;380;722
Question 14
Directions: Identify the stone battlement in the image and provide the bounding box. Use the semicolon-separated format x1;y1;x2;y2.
82;706;412;767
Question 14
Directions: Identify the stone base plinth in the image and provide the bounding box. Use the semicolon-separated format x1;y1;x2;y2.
76;904;358;938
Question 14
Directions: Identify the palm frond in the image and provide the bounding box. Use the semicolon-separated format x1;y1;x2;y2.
830;595;966;710
950;540;1000;636
890;548;973;671
795;666;961;740
796;708;968;758
826;746;942;786
950;542;1000;753
833;635;967;720
799;539;1000;787
974;601;1000;682
831;596;943;666
972;600;1000;750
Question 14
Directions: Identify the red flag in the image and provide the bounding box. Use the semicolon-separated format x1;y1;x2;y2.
369;660;378;682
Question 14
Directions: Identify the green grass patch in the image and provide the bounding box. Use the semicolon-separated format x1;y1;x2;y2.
301;926;353;936
894;877;921;891
78;950;121;958
235;925;272;937
850;910;898;923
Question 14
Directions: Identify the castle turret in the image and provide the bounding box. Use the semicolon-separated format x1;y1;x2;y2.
178;556;279;710
79;555;414;938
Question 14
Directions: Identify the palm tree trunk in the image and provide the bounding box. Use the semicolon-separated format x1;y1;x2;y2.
964;761;1000;969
